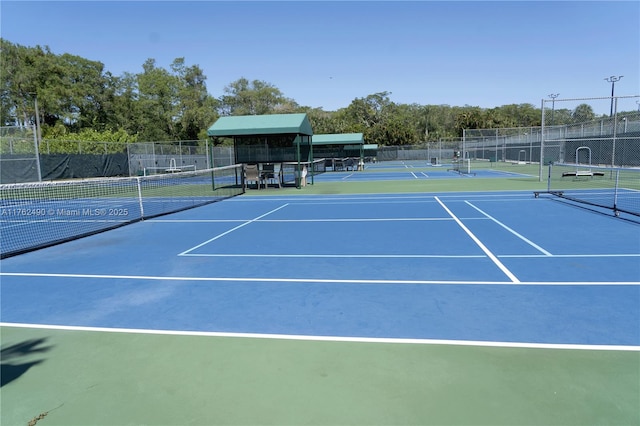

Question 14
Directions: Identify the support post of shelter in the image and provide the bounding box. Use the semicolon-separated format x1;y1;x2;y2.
296;138;302;189
309;135;315;185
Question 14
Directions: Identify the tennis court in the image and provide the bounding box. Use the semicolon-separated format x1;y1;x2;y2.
1;164;639;425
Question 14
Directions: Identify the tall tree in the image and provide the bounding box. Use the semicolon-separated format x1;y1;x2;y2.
136;58;180;141
342;91;392;130
219;78;289;116
454;107;484;135
0;40;49;127
0;39;110;132
102;72;141;134
171;58;219;140
572;104;596;123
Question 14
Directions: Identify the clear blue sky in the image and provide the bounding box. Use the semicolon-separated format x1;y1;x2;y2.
2;1;639;113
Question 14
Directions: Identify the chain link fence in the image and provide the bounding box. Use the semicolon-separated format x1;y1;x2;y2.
5;96;638;183
376;138;462;164
463;127;544;168
0;125;42;183
463;95;640;179
0;132;225;183
540;95;640;170
127;141;211;176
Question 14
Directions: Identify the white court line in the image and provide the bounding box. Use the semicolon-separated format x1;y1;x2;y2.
410;172;429;178
226;193;536;203
178;204;289;256
499;253;640;258
152;217;455;223
435;196;521;283
1;322;637;352
2;272;638;286
178;253;640;258
465;201;553;256
181;254;486;258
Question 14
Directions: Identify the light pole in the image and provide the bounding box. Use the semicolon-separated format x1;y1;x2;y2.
548;93;559;125
28;92;43;182
604;75;623;116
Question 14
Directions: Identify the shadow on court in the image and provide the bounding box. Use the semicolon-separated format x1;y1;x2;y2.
1;337;52;387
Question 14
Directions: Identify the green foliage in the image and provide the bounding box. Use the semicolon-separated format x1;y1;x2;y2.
219;78;297;116
42;127;137;154
1;40;217;144
572;104;596;123
3;37;599;153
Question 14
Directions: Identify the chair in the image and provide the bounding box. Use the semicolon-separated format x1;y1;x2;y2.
261;163;274;187
344;157;355;171
244;164;264;189
325;158;334;171
264;163;282;188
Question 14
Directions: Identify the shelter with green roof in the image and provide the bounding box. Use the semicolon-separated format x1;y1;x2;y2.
311;133;377;170
207;113;314;187
207;113;313;164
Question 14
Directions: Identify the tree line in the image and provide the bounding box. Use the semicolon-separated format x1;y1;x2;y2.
1;38;601;148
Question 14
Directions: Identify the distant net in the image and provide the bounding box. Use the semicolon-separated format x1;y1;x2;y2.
448;158;474;175
143;165;197;176
281;159;326;185
535;163;640;219
142;157;198;176
0;164;244;258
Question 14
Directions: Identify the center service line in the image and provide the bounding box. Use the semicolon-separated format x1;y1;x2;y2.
179;203;290;256
435;196;521;283
464;201;553;256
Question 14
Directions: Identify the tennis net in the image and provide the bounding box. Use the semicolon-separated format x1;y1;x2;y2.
448;158;474;175
535;163;640;218
0;164;244;258
281;159;326;186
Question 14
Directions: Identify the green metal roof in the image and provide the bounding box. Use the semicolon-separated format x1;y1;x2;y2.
207;113;313;137
311;133;364;145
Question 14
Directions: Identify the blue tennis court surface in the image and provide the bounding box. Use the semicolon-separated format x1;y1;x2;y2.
2;191;638;347
313;162;534;182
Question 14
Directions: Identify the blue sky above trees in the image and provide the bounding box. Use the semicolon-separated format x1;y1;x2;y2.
2;1;639;114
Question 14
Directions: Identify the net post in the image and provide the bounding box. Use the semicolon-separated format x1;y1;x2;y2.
613;169;620;215
136;177;144;218
547;162;552;192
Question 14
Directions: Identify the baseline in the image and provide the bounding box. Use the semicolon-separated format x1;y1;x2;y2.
2;322;638;352
2;272;638;286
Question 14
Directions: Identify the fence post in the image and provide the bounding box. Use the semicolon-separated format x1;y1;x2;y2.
33;124;42;182
611;98;618;167
539;98;545;181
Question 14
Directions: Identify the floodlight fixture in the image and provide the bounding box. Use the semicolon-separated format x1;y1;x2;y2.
604;76;623;116
548;93;559;125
